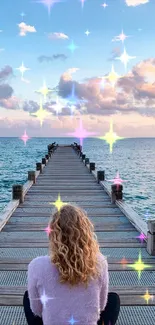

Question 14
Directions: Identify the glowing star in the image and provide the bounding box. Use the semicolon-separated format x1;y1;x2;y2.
20;130;31;145
66;84;87;110
143;210;150;221
20;12;26;19
50;193;67;212
106;171;127;190
30;99;51;127
35;0;61;16
99;77;106;89
80;0;86;9
120;257;128;269
68;315;79;325
128;251;152;280
40;289;55;308
16;62;30;78
98;120;124;153
115;47;136;70
112;30;130;43
104;65;120;87
68;118;96;146
101;2;108;8
44;225;52;236
85;30;90;36
37;81;52;101
67;41;78;53
141;290;154;305
136;232;147;243
52;96;64;115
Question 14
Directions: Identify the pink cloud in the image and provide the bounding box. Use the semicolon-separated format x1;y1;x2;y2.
125;0;149;6
18;22;36;36
48;32;69;40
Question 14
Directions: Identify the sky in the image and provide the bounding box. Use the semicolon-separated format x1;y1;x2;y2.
0;0;155;137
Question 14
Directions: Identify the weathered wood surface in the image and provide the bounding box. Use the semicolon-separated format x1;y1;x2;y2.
0;145;155;325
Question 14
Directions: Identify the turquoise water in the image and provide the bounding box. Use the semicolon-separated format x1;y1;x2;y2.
0;137;154;221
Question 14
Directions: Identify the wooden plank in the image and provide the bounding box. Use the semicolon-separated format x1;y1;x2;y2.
0;294;154;306
0;257;154;264
0;242;145;248
2;224;135;231
10;212;124;217
0;285;154;295
2;262;155;271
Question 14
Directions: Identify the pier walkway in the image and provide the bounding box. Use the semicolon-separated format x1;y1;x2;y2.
0;144;155;325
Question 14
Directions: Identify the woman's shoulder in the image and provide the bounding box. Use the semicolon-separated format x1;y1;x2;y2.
97;252;108;269
28;255;50;269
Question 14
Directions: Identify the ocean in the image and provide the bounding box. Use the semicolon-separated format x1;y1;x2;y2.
0;137;154;221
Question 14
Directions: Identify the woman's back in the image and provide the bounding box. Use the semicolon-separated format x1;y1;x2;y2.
28;253;108;325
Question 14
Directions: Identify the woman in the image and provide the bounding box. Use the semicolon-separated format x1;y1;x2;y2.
23;204;120;325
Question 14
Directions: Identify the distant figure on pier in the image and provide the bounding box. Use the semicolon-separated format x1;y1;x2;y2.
23;205;120;325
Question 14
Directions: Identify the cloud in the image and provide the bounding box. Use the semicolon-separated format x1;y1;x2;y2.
18;22;36;36
0;96;20;110
62;68;79;81
22;100;39;113
55;58;155;117
48;32;69;40
38;54;67;63
0;65;13;80
0;84;13;99
108;47;121;61
125;0;149;6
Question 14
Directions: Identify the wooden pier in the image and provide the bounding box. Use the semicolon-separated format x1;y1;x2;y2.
0;143;155;325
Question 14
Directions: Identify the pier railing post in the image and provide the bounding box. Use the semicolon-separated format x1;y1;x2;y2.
82;154;86;161
111;184;123;203
85;158;89;166
42;158;46;166
90;162;95;173
36;162;43;173
28;171;36;184
97;171;105;183
12;185;24;203
147;220;155;255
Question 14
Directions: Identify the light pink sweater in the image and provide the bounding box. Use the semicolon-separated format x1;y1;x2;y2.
27;252;109;325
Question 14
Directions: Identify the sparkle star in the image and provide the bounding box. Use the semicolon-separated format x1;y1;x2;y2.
37;80;52;101
112;30;130;43
20;12;26;20
141;290;154;304
20;130;31;145
128;251;152;280
68;118;96;146
98;120;124;153
51;96;64;115
16;62;30;78
115;47;136;70
104;65;120;87
136;232;147;243
85;30;90;36
44;225;52;236
66;84;87;115
67;40;78;53
50;193;67;212
106;171;127;190
68;315;79;325
35;0;61;16
40;289;55;308
80;0;86;9
30;99;51;127
101;2;108;8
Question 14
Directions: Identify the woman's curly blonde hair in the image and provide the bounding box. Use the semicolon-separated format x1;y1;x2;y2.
48;204;101;288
